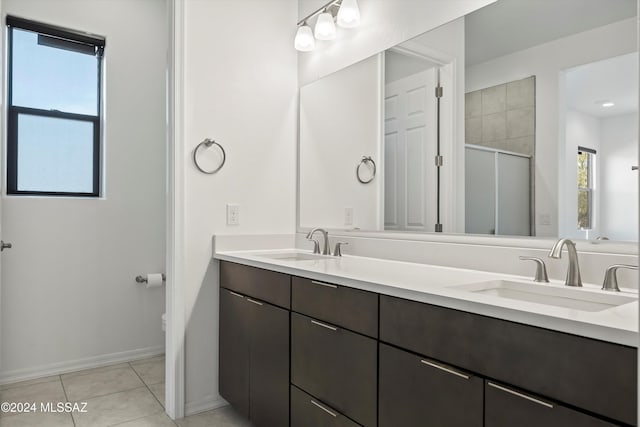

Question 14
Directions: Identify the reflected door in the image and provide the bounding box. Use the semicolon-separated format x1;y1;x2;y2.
384;68;437;231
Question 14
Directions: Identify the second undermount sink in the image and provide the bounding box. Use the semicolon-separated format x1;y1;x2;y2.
451;280;637;312
255;252;331;261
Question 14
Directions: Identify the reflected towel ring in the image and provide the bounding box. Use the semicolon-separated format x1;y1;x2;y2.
193;138;226;174
356;156;376;184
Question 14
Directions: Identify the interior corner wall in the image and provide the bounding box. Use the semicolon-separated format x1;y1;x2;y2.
600;113;639;241
466;18;637;238
0;0;166;381
181;0;298;414
297;0;495;86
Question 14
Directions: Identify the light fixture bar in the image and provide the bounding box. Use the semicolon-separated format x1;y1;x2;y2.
297;0;341;26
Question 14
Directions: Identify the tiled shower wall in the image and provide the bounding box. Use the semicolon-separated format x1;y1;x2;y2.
465;76;536;156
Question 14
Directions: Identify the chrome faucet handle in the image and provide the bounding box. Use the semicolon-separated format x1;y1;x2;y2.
519;256;549;283
602;264;638;292
333;242;348;257
307;238;321;254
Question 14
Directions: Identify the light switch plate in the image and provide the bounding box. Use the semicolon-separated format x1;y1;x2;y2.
345;207;354;225
227;204;240;225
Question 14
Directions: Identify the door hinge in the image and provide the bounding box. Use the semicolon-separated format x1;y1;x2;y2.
435;85;443;98
435;155;443;167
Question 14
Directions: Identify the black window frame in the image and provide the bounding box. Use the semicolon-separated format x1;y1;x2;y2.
6;16;105;197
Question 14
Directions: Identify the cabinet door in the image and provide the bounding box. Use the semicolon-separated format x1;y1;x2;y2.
379;343;482;427
291;385;361;427
485;381;618;427
291;313;377;427
248;298;290;427
219;288;249;418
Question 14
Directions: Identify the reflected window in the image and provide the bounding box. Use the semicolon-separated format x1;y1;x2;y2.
6;16;105;196
577;147;596;229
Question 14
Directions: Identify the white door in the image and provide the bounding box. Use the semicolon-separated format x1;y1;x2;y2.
384;68;437;231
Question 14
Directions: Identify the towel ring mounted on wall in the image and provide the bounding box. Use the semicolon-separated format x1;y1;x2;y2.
193;138;226;174
356;156;376;184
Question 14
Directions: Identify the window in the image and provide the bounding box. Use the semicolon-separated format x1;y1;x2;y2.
577;146;596;230
6;16;105;196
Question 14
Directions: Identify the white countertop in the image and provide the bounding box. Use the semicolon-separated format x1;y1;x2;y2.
214;249;639;347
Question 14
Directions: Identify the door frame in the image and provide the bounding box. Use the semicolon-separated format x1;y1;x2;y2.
165;0;185;420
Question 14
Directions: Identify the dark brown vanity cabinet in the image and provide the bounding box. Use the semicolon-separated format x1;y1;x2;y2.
484;381;619;427
380;294;637;426
219;262;290;427
378;343;483;427
219;260;637;427
291;312;377;427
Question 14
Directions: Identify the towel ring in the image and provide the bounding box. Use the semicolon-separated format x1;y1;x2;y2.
356;156;376;184
193;138;226;174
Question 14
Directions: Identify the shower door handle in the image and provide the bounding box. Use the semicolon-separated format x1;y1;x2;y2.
1;241;12;251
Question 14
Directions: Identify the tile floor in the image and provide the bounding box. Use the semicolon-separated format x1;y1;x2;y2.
0;356;250;427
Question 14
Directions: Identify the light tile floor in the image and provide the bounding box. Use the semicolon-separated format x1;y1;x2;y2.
0;356;249;427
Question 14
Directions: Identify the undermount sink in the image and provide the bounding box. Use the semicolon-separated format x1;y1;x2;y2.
255;252;331;261
451;280;637;312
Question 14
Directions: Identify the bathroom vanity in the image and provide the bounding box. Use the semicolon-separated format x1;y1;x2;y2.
215;250;638;427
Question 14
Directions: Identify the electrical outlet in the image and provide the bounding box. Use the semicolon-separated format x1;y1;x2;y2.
227;204;240;225
345;207;354;226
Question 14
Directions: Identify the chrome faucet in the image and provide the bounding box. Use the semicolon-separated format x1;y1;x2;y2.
548;238;582;287
306;228;330;255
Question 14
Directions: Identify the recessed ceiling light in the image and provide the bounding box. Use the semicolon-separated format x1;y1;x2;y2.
601;101;615;107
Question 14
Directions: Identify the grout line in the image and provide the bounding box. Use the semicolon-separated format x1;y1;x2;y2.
59;375;77;427
129;361;167;414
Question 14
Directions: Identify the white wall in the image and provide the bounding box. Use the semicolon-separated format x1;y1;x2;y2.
299;54;382;230
180;0;298;414
298;0;496;85
0;0;167;381
466;18;637;237
563;109;602;239
600;113;639;241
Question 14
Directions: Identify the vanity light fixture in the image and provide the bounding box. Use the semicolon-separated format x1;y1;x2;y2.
315;10;337;40
294;0;361;52
294;22;315;51
601;101;615;107
337;0;361;28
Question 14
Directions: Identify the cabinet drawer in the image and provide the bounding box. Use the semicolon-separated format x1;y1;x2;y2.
219;261;291;309
292;276;378;337
379;343;483;427
379;295;637;425
291;385;361;427
291;312;377;427
485;381;618;427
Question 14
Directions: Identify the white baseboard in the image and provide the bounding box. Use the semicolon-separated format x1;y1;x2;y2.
184;395;227;417
0;345;165;385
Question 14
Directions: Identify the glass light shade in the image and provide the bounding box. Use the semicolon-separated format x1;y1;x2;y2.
294;24;315;52
314;12;337;40
337;0;361;28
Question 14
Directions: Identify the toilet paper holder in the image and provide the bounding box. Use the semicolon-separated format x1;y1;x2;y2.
135;274;166;284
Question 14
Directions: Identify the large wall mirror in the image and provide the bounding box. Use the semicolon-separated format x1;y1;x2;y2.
298;0;638;243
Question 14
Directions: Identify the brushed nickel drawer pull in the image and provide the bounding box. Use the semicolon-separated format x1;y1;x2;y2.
420;359;470;380
246;298;263;306
311;320;337;331
311;280;338;289
310;400;337;417
488;382;553;408
229;291;244;298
